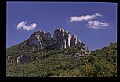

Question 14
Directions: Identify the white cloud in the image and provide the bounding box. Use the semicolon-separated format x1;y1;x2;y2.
17;21;37;31
17;21;27;29
95;13;103;16
70;13;102;22
88;20;109;29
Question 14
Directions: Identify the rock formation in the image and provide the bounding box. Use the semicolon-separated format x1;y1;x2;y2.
7;56;14;63
27;30;44;47
27;30;52;48
6;55;37;64
26;28;90;54
72;53;82;58
16;55;31;64
70;34;77;47
6;28;91;64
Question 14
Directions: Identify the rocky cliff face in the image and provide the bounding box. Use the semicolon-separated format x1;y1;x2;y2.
27;30;52;48
27;28;76;49
26;28;90;54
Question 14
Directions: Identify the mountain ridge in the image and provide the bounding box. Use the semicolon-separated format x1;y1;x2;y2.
6;28;91;64
6;42;117;77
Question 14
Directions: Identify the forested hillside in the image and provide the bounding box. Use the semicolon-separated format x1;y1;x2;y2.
6;42;117;77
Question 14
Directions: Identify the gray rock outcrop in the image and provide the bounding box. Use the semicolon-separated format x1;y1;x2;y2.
7;56;14;63
27;30;52;48
26;28;90;54
27;31;44;47
6;55;38;64
16;55;31;64
72;53;82;58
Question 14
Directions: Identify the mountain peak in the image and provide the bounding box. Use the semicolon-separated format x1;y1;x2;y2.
26;28;90;54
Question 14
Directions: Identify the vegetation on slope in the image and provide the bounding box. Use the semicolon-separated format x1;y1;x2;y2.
6;42;117;77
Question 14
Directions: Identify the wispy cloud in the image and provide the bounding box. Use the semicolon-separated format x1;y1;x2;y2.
69;13;110;30
17;21;37;31
88;20;109;29
70;13;102;22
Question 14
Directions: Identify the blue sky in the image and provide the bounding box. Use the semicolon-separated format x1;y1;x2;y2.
6;2;117;50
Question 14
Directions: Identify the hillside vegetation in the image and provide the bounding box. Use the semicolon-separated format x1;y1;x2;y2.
6;42;117;77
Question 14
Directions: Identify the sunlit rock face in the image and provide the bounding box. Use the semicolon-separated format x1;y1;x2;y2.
27;30;52;48
64;31;71;47
53;28;66;49
26;28;90;55
27;31;44;47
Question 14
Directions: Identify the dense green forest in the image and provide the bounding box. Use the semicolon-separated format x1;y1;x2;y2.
6;42;117;77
